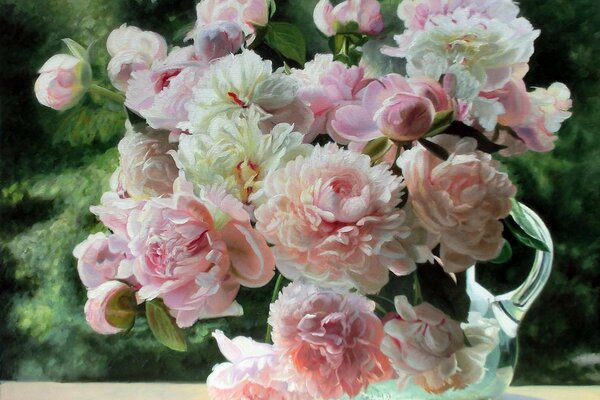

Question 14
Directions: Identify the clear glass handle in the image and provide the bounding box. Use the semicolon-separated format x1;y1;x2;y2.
491;204;554;337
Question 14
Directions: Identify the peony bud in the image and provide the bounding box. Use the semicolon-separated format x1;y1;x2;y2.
194;21;244;62
314;0;384;37
374;93;435;141
73;232;128;289
34;54;91;110
408;77;451;112
84;281;136;335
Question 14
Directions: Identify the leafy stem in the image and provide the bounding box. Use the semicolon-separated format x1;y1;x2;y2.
413;273;423;305
89;84;125;104
264;272;284;343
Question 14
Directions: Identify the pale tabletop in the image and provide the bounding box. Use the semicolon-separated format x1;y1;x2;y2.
1;383;599;400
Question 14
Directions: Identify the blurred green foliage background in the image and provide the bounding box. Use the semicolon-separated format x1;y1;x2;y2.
0;0;598;384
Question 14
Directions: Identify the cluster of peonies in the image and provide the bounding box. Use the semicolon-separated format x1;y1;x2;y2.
33;0;571;398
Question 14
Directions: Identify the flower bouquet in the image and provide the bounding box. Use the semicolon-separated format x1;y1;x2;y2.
35;0;571;398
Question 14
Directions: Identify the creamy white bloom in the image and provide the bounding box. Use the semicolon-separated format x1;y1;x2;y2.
176;113;312;206
403;9;539;100
410;312;501;393
182;50;312;135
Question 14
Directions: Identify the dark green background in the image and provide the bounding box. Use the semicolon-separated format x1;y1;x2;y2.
1;0;598;384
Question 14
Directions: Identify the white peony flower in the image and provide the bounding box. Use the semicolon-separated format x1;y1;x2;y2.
176;112;312;206
182;50;313;135
403;9;539;101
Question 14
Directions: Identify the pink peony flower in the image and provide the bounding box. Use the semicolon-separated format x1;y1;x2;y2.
291;54;367;143
268;282;393;399
125;46;207;133
128;178;274;327
397;135;516;272
381;295;465;392
207;330;309;400
313;0;384;37
193;21;244;62
332;73;448;144
112;122;178;200
106;24;167;91
255;144;424;293
480;76;531;128
84;281;136;335
73;232;131;288
34;54;91;110
90;191;145;239
512;82;572;152
192;0;269;44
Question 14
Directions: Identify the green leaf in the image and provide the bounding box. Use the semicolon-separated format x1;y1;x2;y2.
416;264;471;323
362;137;393;164
490;240;513;264
506;200;551;252
268;0;277;18
425;110;454;138
145;299;187;352
62;38;88;62
265;22;306;66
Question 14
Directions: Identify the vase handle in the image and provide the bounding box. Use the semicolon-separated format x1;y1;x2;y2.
490;203;554;337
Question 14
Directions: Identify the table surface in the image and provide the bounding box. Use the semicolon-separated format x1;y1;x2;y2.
1;383;599;400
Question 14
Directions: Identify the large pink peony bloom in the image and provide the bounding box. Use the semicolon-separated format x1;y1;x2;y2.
332;73;449;143
84;281;136;335
291;54;367;143
269;282;393;399
207;330;309;400
255;144;423;294
112;122;178;200
381;295;465;392
73;232;131;289
313;0;384;37
106;24;167;92
125;46;207;134
128;178;274;327
397;135;516;272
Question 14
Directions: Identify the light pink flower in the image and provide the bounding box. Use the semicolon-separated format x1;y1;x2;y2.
193;21;244;62
207;330;309;400
84;281;136;335
269;282;393;399
34;54;91;110
73;232;131;289
106;24;167;91
332;73;448;144
128;178;274;327
255;144;421;293
313;0;384;37
397;135;516;272
291;54;367;142
112;122;178;200
192;0;269;44
512;82;572;152
90;191;145;239
480;76;531;127
125;46;207;133
381;295;464;392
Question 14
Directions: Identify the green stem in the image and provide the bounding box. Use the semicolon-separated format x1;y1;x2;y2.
413;273;423;305
89;84;125;104
264;272;284;343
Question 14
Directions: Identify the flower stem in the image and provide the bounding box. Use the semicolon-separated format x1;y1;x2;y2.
264;272;284;343
89;83;125;104
413;273;423;305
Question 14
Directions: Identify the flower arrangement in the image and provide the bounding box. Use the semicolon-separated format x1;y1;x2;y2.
34;0;571;398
